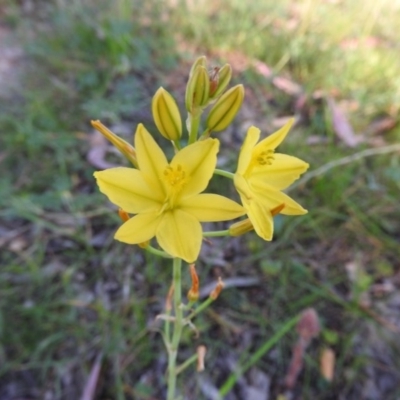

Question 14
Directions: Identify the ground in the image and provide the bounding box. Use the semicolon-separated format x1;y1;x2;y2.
0;1;400;399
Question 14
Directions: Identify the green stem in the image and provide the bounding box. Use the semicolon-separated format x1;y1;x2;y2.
214;168;235;179
173;139;182;151
175;353;198;376
145;245;172;258
188;113;201;144
186;297;214;321
203;230;230;237
164;303;172;345
199;128;210;139
166;258;184;400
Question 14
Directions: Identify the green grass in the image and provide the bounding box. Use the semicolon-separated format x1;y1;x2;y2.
1;0;400;398
172;0;400;124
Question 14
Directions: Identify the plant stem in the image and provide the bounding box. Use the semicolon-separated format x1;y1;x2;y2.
188;113;201;144
203;229;230;237
186;297;214;320
214;168;235;179
175;353;198;376
166;257;184;400
145;245;173;258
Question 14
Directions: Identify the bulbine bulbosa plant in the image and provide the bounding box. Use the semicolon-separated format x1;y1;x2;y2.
91;56;309;399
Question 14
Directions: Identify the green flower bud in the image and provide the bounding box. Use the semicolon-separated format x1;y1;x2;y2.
188;56;207;78
209;64;232;99
206;84;244;132
185;65;210;113
152;87;182;141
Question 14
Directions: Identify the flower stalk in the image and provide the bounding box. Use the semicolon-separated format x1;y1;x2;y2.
166;257;184;400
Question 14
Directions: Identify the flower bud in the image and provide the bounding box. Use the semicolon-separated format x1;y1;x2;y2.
206;84;244;132
185;65;210;113
187;264;200;302
152;87;182;141
188;56;207;78
229;218;254;236
209;64;232;99
91;120;137;167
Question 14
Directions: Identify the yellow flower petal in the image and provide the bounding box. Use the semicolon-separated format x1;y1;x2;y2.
172;138;219;198
237;126;260;175
94;168;162;213
253;118;294;153
135;123;168;191
114;211;161;244
250;181;307;215
234;173;253;201
245;199;274;240
180;194;245;221
156;209;202;263
251;154;309;190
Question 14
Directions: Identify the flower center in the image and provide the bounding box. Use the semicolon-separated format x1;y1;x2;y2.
163;164;186;188
246;149;275;177
256;149;274;166
160;164;187;213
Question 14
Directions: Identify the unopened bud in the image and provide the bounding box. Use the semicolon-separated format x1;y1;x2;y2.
206;84;244;132
209;277;224;300
209;64;232;99
196;345;207;372
188;56;207;77
229;218;254;236
91;120;137;167
152;87;182;141
185;65;210;113
187;264;200;302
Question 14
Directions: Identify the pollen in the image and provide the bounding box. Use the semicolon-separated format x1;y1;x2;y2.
256;149;275;166
163;164;186;187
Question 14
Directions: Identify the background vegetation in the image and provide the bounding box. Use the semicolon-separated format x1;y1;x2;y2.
1;0;399;399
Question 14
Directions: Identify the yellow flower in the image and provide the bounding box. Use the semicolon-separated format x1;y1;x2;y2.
94;124;245;263
234;119;309;240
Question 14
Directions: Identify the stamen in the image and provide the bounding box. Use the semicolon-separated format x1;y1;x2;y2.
256;149;275;166
163;164;186;187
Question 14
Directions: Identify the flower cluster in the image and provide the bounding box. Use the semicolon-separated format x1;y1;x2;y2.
93;57;309;263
